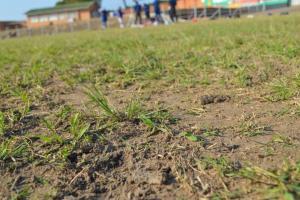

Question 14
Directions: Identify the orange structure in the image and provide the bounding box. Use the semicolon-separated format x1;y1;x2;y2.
230;0;260;8
159;0;204;10
176;0;204;9
26;1;99;28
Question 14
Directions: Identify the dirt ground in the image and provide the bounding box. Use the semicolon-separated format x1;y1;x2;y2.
0;77;299;199
0;15;300;200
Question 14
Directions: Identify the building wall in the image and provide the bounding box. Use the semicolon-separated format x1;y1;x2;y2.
262;0;288;6
26;3;99;29
27;11;82;28
0;23;5;31
79;10;91;21
27;19;70;29
160;0;204;10
138;0;204;14
292;0;300;5
177;0;204;9
78;3;99;20
230;0;260;7
160;2;170;10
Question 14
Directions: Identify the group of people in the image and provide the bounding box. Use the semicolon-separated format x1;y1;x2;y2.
100;0;178;29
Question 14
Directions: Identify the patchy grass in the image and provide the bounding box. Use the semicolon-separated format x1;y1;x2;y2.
0;138;30;161
240;161;300;199
0;14;300;199
69;113;90;144
267;79;294;102
0;112;5;136
85;87;120;120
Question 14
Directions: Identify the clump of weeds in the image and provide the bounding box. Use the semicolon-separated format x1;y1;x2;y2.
295;105;300;117
69;113;90;145
86;86;175;135
196;156;242;199
267;79;294;102
240;161;300;199
11;185;32;200
271;133;293;146
11;89;32;120
85;86;122;121
202;129;223;137
125;99;144;121
179;131;203;142
235;67;253;87
0;111;5;136
0;138;30;162
40;111;90;162
40;118;63;144
197;156;241;177
293;73;300;89
237;115;271;137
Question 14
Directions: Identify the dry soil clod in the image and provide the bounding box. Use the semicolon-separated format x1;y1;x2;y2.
200;95;231;105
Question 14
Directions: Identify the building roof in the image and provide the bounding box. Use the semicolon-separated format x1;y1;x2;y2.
0;21;25;25
26;1;99;16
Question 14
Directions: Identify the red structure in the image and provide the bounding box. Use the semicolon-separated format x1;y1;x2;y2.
0;21;25;31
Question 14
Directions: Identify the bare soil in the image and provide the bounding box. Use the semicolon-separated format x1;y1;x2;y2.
1;77;299;200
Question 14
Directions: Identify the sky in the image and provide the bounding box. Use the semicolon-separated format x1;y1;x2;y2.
0;0;153;21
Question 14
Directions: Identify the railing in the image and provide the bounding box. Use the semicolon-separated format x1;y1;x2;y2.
0;18;106;40
174;3;290;20
0;4;291;40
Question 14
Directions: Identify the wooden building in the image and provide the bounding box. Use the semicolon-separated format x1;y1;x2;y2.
0;21;25;31
26;1;100;28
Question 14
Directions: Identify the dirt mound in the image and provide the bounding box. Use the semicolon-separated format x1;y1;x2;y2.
200;95;231;105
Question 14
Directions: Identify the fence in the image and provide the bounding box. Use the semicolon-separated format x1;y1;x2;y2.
0;4;291;40
0;18;106;40
176;3;290;19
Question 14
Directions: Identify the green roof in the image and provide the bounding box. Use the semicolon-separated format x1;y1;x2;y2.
26;1;98;16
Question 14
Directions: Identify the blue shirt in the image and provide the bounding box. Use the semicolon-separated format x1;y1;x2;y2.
117;9;123;18
134;3;142;13
169;0;177;7
144;4;150;14
153;0;161;15
101;10;108;22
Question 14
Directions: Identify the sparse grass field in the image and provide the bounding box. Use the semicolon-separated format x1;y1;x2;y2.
0;14;300;200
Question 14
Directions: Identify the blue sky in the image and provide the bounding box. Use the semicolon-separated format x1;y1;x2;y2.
0;0;153;21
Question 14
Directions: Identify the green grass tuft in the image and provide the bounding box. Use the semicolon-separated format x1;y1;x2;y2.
85;86;120;120
0;139;29;161
70;113;90;144
0;111;5;136
267;79;294;102
240;161;300;199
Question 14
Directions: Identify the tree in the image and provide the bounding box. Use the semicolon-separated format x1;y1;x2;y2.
56;0;94;6
123;0;128;7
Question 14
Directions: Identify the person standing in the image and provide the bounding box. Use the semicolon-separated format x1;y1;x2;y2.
144;3;151;21
153;0;163;24
101;9;108;29
169;0;177;22
117;7;125;28
134;0;143;25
